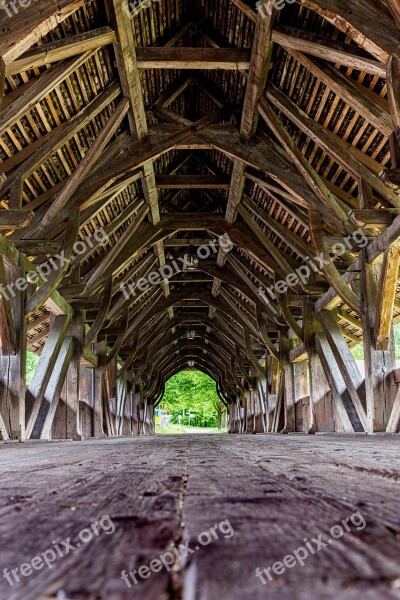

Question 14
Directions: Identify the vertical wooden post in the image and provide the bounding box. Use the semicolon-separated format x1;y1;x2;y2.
66;310;84;441
303;299;321;433
279;330;296;433
361;259;397;431
132;382;140;436
0;254;27;441
93;338;107;438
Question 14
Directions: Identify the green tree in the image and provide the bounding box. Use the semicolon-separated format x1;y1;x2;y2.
351;322;400;360
26;351;39;385
159;371;225;428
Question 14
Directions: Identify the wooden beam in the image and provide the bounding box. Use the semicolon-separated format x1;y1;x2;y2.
155;175;230;189
375;247;400;351
361;257;397;432
266;84;400;208
386;386;400;433
0;51;96;138
0;0;85;63
315;332;364;432
258;98;356;233
0;209;33;229
30;337;74;440
318;310;367;430
272;27;387;78
387;53;400;132
386;0;400;28
300;0;398;62
105;0;147;138
351;209;396;228
41;98;129;229
241;2;275;137
0;57;4;110
5;28;116;76
281;48;393;138
136;48;251;70
13;240;63;256
25;315;71;439
0;254;27;440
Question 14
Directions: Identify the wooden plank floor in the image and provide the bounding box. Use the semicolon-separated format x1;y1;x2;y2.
0;434;399;599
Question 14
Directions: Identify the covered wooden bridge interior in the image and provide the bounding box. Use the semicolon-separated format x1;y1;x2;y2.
1;0;400;439
1;1;400;599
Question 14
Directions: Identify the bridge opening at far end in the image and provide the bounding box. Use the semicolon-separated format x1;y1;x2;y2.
155;371;227;434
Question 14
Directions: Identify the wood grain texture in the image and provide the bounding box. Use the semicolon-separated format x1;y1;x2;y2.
0;435;399;599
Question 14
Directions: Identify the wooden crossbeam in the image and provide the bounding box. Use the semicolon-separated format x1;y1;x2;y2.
0;209;33;229
5;27;116;76
41;98;129;229
0;0;85;63
281;48;393;138
301;0;398;62
0;51;96;138
136;48;251;69
155;175;230;189
13;240;63;256
1;82;121;193
272;27;387;78
266;84;400;208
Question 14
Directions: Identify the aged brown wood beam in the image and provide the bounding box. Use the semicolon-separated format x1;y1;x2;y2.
0;51;97;139
386;0;400;28
0;58;4;111
155;175;230;189
25;315;71;439
0;209;33;229
281;48;393;138
163;238;214;247
374;246;400;351
1;82;121;194
5;27;116;76
136;48;251;70
0;0;85;64
258;98;356;234
272;27;387;78
40;98;129;229
301;0;398;62
30;337;74;440
318;309;367;430
350;208;397;228
266;84;400;208
13;240;63;256
223;2;275;255
387;54;400;135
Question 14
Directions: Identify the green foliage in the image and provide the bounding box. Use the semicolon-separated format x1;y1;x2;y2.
159;371;224;428
26;351;39;385
351;322;400;360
